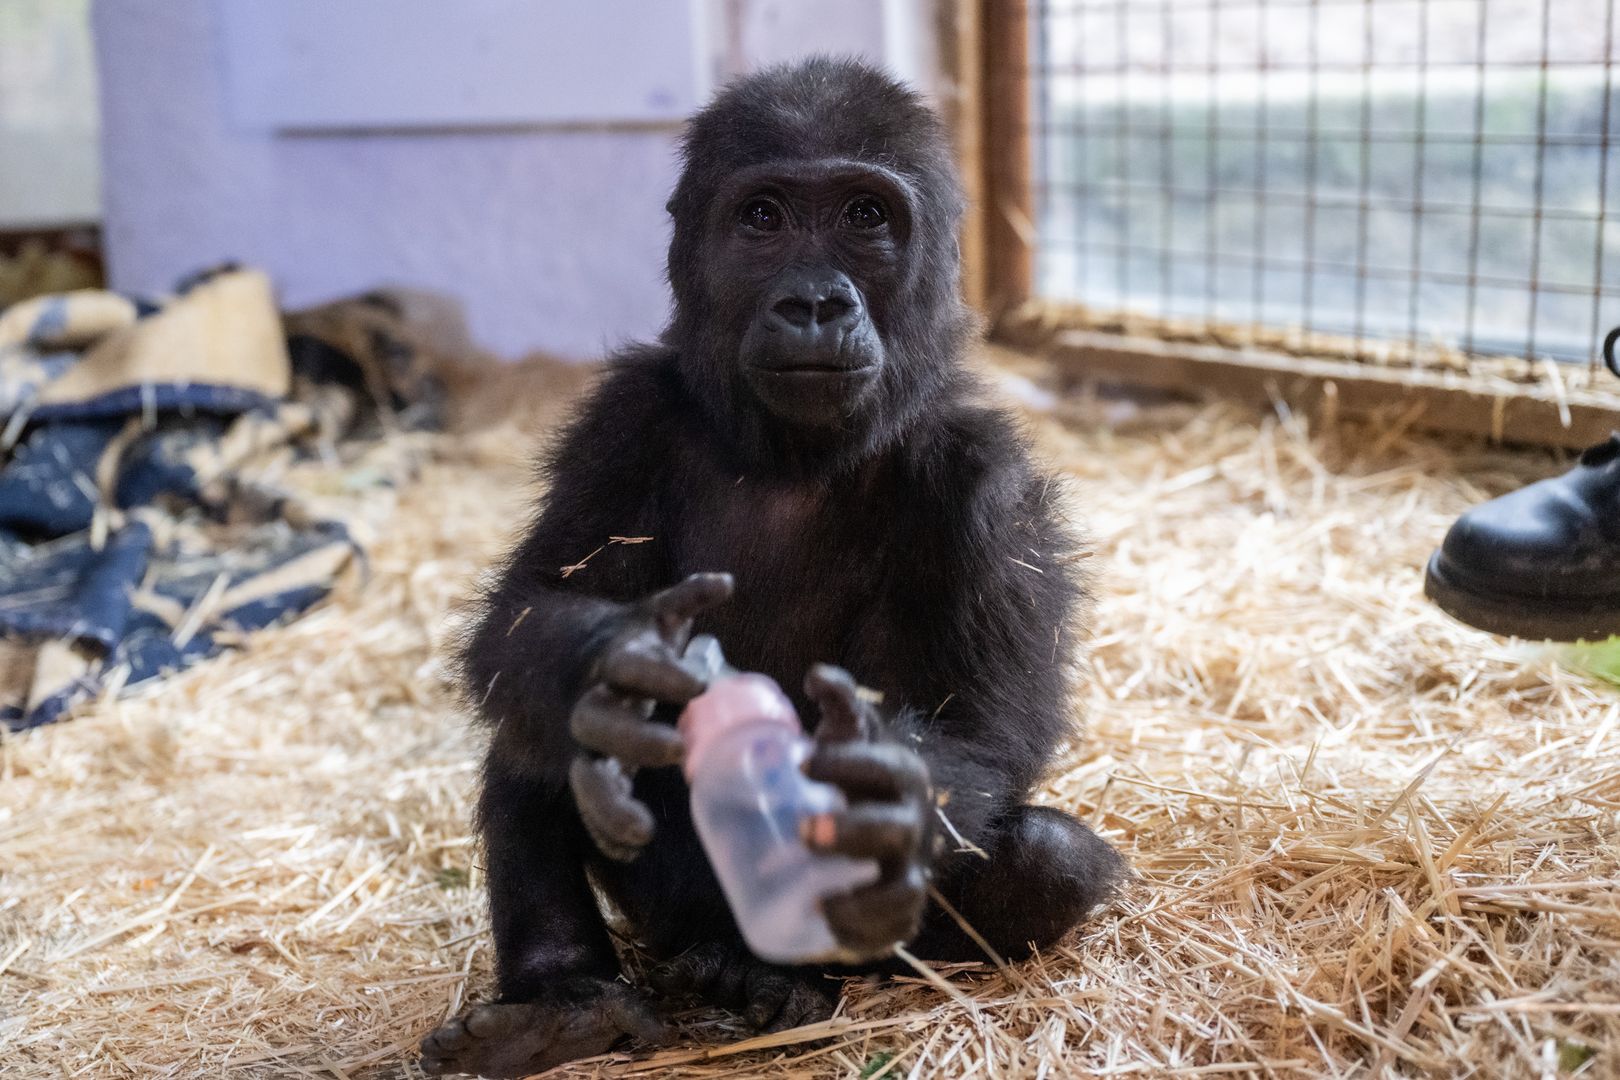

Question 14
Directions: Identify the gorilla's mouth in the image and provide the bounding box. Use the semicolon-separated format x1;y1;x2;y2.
751;361;877;376
742;355;881;428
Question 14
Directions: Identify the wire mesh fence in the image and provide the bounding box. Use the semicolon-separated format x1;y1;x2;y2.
1030;0;1620;370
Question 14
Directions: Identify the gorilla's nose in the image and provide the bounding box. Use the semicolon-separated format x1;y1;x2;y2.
765;270;862;342
772;294;853;328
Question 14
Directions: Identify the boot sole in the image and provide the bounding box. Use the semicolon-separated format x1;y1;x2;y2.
1424;551;1620;642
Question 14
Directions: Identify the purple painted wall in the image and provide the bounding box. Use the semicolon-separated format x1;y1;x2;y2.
91;0;939;359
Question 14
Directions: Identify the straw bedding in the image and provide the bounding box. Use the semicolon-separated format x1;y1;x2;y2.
2;350;1616;1079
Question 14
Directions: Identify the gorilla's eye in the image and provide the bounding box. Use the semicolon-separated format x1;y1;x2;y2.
739;198;785;232
841;195;889;230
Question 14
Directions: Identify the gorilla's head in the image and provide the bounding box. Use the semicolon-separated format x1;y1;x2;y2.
664;58;974;466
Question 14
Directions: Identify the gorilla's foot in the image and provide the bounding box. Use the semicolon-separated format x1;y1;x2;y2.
418;978;665;1078
648;941;834;1033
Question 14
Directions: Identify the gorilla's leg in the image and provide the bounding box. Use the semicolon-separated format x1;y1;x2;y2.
419;767;664;1078
915;805;1125;961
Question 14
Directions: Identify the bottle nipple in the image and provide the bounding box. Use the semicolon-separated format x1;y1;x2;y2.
677;636;799;779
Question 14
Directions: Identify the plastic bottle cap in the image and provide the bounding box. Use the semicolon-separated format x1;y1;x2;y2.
678;673;800;780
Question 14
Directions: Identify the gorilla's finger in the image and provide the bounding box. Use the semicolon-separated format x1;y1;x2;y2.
420;1015;471;1055
570;686;683;766
823;873;926;957
715;950;750;1007
761;981;834;1034
741;966;801;1030
804;663;868;743
598;639;705;704
646;941;734;996
646;572;734;643
803;804;921;860
804;741;929;802
569;756;655;860
599;989;671;1045
463;1002;548;1041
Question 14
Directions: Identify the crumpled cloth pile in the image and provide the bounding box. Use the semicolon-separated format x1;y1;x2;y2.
0;267;458;729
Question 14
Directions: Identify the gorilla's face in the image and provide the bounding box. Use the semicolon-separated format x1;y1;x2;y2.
664;60;970;468
709;160;913;428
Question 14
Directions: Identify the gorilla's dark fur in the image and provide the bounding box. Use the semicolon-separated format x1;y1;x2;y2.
421;59;1123;1079
665;62;972;469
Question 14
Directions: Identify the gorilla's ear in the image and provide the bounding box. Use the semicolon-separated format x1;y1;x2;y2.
665;197;678;217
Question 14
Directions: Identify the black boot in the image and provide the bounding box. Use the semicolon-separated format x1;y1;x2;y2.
1424;329;1620;641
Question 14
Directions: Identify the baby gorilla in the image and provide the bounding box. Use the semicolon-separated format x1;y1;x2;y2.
421;58;1124;1078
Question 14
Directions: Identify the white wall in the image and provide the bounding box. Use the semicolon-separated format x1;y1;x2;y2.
92;0;941;360
0;0;100;227
717;0;941;89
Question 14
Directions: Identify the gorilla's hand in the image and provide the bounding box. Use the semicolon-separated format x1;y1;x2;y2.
802;664;934;959
569;572;734;861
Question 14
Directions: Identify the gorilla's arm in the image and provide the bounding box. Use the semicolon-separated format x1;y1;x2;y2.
899;478;1080;879
899;413;1081;861
810;415;1086;951
461;374;663;763
460;358;728;823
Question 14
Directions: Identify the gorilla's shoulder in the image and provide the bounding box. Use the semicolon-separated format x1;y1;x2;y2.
558;346;683;431
541;346;684;473
907;398;1037;499
901;402;1080;582
589;345;685;413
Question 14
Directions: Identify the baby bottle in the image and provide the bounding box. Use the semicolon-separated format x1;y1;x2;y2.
678;636;880;964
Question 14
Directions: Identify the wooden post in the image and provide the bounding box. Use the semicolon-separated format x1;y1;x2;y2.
939;0;984;312
942;0;989;313
980;0;1034;325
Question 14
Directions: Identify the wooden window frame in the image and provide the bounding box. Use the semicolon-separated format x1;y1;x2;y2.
947;0;1620;450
